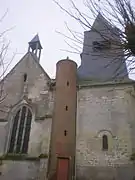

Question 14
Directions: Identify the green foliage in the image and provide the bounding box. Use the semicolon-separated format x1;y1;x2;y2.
130;153;135;161
0;153;48;161
36;114;52;121
38;153;48;159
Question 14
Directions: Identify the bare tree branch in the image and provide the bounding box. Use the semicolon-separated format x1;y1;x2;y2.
53;0;135;79
0;11;15;106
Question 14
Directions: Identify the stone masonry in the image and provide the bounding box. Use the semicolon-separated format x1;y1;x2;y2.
76;81;135;180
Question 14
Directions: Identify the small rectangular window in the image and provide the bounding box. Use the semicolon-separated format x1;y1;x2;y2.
93;41;111;51
24;73;27;82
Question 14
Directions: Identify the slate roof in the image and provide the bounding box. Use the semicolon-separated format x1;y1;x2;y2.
77;13;129;81
28;34;43;50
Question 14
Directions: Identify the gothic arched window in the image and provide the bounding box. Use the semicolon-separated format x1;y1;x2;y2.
102;135;108;151
8;106;32;154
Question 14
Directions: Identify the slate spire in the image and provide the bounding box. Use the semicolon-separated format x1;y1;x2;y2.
77;13;128;81
28;34;42;62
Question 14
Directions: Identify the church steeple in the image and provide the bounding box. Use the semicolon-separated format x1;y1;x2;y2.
78;13;128;81
28;34;42;61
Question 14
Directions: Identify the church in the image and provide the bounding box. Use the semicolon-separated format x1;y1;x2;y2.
0;13;135;180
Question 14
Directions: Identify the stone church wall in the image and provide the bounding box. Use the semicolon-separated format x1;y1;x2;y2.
0;53;53;157
28;118;52;156
0;52;54;180
0;158;48;180
76;83;135;180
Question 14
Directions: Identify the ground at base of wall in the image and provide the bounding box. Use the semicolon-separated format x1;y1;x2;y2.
0;159;48;180
76;165;135;180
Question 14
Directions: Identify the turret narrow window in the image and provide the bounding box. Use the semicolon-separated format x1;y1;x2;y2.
8;106;32;154
102;135;108;151
65;106;68;111
67;81;69;86
64;130;67;136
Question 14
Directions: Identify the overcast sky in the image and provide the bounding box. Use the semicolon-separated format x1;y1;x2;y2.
0;0;86;78
1;0;135;79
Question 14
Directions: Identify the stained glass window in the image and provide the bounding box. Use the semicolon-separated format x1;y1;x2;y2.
8;106;32;154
